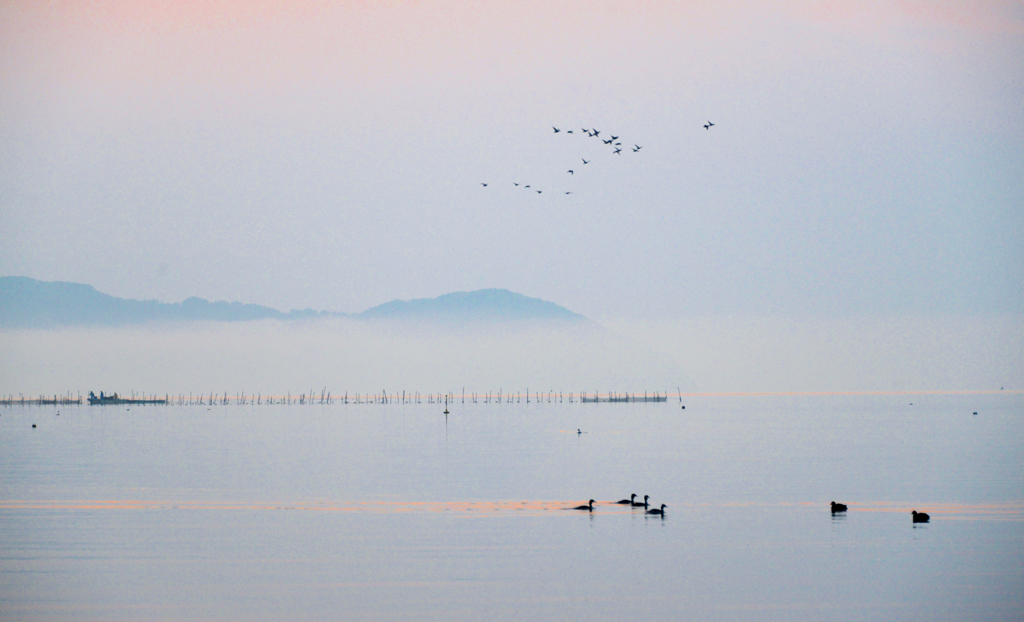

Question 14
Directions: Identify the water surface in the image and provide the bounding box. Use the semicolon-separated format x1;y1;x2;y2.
2;393;1021;620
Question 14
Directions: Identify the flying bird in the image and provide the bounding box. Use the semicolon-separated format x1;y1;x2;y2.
536;190;542;194
610;135;618;140
582;158;589;164
613;147;622;154
704;121;715;130
567;130;573;134
553;126;560;133
565;191;572;195
633;144;642;151
592;130;600;137
524;185;531;189
481;183;488;187
567;170;574;175
603;139;613;144
514;183;519;186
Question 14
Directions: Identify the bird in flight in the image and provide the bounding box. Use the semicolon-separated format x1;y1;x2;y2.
613;147;622;154
582;158;589;164
524;185;531;189
481;183;488;187
567;170;574;175
567;130;573;134
553;127;560;133
536;190;542;194
565;191;572;195
514;183;519;186
603;139;613;144
610;135;618;140
633;144;642;151
592;130;601;137
704;121;715;130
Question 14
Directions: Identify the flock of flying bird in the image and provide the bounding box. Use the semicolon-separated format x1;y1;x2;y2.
478;121;716;196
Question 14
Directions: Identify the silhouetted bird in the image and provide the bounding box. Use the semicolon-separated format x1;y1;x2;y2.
634;144;642;151
567;130;573;134
632;495;649;508
572;499;595;511
567;170;573;175
524;185;530;189
613;148;621;154
582;158;589;164
603;139;613;144
646;504;666;515
536;190;542;194
481;183;488;187
592;130;601;137
616;494;637;505
514;183;519;186
565;191;572;195
912;510;930;523
610;135;618;140
704;121;715;130
831;501;848;513
553;126;560;133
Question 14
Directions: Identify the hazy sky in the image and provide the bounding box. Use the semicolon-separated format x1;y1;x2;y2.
1;0;1022;319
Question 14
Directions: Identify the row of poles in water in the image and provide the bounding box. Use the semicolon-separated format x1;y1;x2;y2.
3;390;674;407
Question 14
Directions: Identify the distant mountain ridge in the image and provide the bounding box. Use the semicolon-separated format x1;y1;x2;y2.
357;289;583;322
0;277;584;328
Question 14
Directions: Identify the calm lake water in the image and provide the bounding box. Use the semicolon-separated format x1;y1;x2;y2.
2;393;1022;621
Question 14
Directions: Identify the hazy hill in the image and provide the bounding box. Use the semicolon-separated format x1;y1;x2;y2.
0;277;332;328
0;278;584;328
357;289;584;322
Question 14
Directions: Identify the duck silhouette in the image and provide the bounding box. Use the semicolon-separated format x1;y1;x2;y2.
831;501;848;513
616;494;637;505
912;510;930;523
572;499;595;511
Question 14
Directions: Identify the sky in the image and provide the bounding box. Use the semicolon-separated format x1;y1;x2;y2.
2;0;1021;319
1;1;1022;394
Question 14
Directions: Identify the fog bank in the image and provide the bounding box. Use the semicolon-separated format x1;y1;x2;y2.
2;315;1019;397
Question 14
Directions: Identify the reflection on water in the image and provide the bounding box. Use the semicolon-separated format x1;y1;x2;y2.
1;393;1022;621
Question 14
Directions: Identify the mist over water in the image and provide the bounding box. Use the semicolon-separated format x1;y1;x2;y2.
2;314;1020;397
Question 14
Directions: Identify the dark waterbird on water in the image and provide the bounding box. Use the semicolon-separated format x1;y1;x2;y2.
616;494;637;505
646;504;667;515
912;510;930;523
572;499;595;511
831;501;848;513
632;495;650;508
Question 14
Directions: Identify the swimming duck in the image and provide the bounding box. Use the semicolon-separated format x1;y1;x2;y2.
616;494;637;505
911;510;930;523
646;504;666;515
831;501;848;513
572;499;595;511
632;495;649;508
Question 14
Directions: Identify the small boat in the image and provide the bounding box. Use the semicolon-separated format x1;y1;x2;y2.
88;391;166;405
